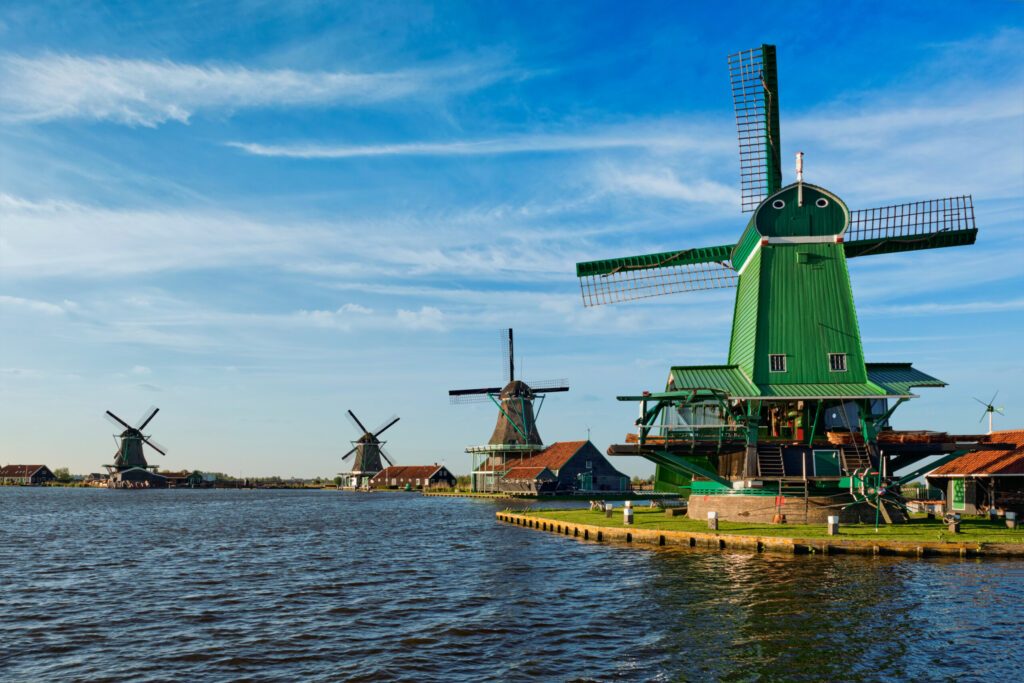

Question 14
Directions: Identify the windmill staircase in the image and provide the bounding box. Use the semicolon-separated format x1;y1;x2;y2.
756;445;786;478
840;442;872;474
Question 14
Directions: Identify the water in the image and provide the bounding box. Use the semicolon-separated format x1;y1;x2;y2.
1;488;1021;682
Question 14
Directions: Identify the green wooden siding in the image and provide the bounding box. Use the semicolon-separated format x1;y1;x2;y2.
756;241;868;386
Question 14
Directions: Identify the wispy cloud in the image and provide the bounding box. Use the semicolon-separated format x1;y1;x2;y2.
0;294;74;315
0;53;513;126
0;194;320;277
864;298;1024;317
227;122;730;159
593;164;736;207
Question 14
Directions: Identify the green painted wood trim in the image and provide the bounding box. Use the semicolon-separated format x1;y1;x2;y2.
731;220;762;269
646;449;733;488
896;449;970;486
575;244;735;277
488;393;529;442
844;228;977;259
761;44;783;195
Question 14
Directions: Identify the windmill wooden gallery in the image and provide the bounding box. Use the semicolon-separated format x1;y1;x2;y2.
574;44;1001;524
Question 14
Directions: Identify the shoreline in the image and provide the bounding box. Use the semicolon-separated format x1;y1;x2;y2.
496;510;1024;558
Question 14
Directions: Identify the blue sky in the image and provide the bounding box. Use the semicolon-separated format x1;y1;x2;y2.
1;1;1022;477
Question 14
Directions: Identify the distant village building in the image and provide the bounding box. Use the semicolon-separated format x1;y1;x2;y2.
371;465;457;490
500;466;557;494
109;467;168;488
157;470;191;487
0;465;55;485
478;440;630;494
927;430;1024;514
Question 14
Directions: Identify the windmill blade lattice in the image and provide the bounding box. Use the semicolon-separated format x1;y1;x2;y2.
372;415;400;437
346;409;370;435
105;410;132;431
576;244;738;307
728;44;782;212
448;392;495;405
142;436;167;456
501;328;513;382
135;406;159;430
526;379;570;392
845;196;976;258
379;445;396;467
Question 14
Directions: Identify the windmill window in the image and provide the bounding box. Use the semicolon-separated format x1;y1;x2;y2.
769;354;787;373
815;198;829;208
586;460;593;469
829;353;848;372
771;199;786;209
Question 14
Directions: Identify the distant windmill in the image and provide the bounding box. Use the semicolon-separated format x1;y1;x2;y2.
104;406;168;487
341;410;399;488
974;392;1005;434
449;328;569;491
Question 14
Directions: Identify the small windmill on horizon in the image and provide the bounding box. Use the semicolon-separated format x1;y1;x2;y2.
104;406;169;488
340;410;399;489
975;392;1006;435
449;328;569;492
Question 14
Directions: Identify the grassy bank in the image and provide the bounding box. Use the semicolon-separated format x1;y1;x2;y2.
519;508;1024;545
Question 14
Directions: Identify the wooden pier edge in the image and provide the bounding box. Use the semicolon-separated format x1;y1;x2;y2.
494;512;1024;558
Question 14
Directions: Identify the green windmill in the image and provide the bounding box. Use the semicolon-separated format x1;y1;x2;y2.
576;45;984;523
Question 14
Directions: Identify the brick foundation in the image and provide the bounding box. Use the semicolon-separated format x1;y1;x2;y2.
687;493;880;524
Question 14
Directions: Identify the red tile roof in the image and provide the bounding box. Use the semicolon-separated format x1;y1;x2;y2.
501;466;554;480
516;441;589;471
373;465;446;480
0;465;48;478
930;431;1024;476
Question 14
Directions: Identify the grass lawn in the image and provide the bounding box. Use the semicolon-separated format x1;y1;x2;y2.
518;508;1024;545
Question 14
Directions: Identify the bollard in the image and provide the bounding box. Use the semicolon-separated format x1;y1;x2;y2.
827;515;839;536
707;511;719;531
604;503;614;519
623;501;634;525
1007;511;1017;530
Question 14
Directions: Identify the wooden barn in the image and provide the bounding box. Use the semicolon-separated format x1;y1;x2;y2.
371;464;457;490
0;465;56;485
500;441;630;493
927;430;1024;514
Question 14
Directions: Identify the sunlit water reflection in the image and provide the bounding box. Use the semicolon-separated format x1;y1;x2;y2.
1;488;1019;682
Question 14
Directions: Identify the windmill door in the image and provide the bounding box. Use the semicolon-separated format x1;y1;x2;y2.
813;449;841;476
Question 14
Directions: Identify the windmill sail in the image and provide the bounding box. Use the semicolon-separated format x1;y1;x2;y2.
844;195;977;258
525;378;570;393
728;44;782;212
576;244;737;307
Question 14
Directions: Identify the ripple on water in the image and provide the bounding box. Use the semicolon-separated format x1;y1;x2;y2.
2;487;1023;682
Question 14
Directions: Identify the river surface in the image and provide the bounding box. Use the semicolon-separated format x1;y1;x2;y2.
1;488;1021;682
